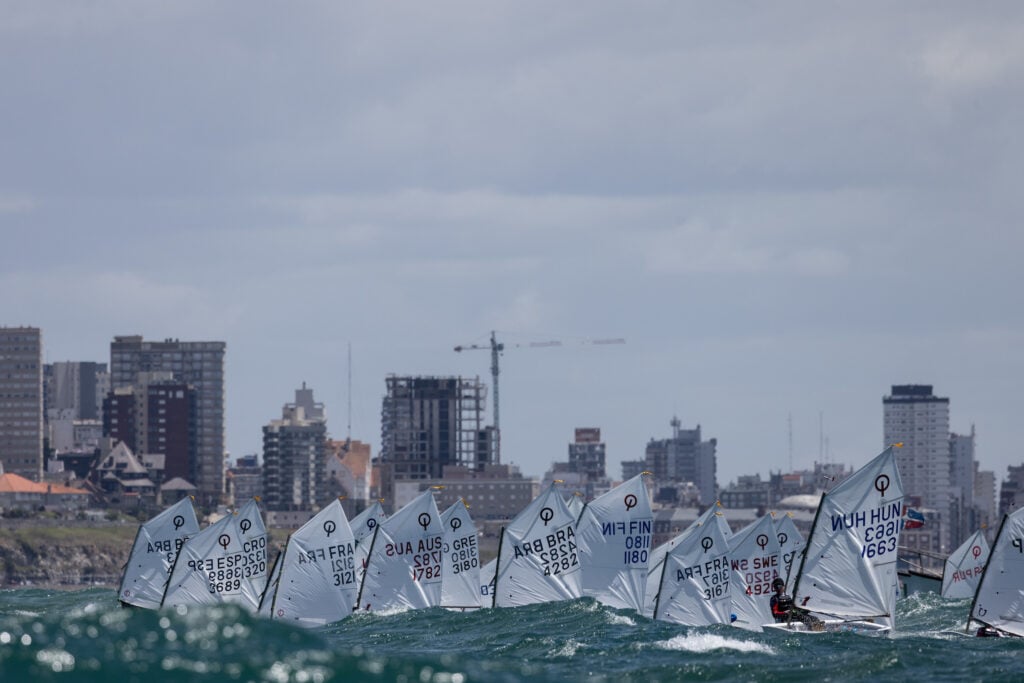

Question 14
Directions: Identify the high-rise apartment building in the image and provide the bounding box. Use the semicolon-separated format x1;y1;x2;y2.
110;336;225;506
261;384;329;514
626;416;717;506
44;361;109;455
568;427;607;481
0;327;44;480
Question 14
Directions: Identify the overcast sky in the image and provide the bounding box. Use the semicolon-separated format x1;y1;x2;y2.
3;2;1022;490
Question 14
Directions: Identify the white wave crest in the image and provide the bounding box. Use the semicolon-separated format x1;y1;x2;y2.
656;633;775;655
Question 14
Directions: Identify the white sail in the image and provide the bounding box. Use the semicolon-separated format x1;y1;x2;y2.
773;512;805;592
566;493;585;523
791;446;904;627
351;501;387;545
263;499;358;626
654;515;732;626
161;499;270;611
728;513;782;631
118;497;200;609
942;529;990;599
355;489;443;613
493;482;583;607
258;549;284;617
440;500;482;610
969;507;1024;636
576;473;653;612
478;558;497;608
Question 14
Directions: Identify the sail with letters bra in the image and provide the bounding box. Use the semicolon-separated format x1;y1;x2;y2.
942;529;989;599
653;513;732;626
968;507;1024;636
440;500;482;610
118;496;200;609
728;513;782;631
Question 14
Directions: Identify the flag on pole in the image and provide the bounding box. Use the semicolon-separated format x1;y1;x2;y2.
904;507;925;529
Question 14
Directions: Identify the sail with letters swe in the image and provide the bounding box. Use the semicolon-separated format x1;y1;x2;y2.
440;499;483;610
493;481;582;607
942;529;990;599
728;513;782;631
653;510;732;626
118;496;201;609
967;506;1024;636
772;511;805;592
356;489;443;613
576;473;653;612
161;499;270;611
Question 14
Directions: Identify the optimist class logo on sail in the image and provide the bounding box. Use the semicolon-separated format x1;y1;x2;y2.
829;474;902;560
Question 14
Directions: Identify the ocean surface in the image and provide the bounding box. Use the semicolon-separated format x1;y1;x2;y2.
0;589;1020;682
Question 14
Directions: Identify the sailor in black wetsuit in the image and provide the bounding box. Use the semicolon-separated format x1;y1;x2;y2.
770;577;824;630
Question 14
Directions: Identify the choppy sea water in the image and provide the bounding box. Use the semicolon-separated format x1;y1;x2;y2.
0;589;1021;682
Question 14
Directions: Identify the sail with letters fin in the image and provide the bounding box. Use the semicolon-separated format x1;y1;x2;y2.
161;499;270;611
968;507;1024;636
784;446;904;632
576;473;653;612
440;499;483;610
772;511;805;592
493;481;583;608
118;496;200;609
355;489;443;613
942;529;990;599
478;558;497;609
653;511;732;626
728;513;782;631
262;498;358;626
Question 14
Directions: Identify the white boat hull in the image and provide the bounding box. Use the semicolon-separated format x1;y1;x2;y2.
763;619;890;635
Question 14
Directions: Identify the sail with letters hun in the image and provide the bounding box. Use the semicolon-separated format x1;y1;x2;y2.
653;510;733;626
118;496;200;609
440;499;483;610
942;529;990;599
728;512;782;631
968;506;1024;636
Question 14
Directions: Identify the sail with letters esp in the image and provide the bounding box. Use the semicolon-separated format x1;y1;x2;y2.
161;499;270;611
440;500;482;610
118;496;200;609
576;473;653;612
653;511;732;626
493;482;583;607
772;512;805;592
968;507;1024;636
942;529;990;599
356;489;443;613
728;513;782;631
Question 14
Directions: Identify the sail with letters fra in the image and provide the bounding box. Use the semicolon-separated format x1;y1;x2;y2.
727;513;782;631
440;500;482;610
576;473;653;612
161;499;269;611
968;506;1024;636
773;511;805;592
478;558;496;609
653;512;732;626
493;481;583;607
356;489;443;613
942;529;990;599
263;498;358;626
351;501;387;545
118;496;200;609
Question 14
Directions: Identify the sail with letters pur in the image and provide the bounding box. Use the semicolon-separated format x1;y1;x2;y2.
653;513;732;626
118;496;200;609
355;489;443;613
772;512;805;592
968;507;1024;636
440;500;483;610
942;529;990;599
263;498;358;626
351;501;387;545
161;499;270;611
576;473;653;612
493;482;583;608
728;513;782;631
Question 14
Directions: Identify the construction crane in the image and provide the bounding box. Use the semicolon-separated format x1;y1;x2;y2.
453;331;625;464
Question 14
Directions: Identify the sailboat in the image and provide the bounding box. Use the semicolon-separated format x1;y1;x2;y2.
772;511;805;592
440;499;483;610
652;508;733;626
764;446;904;634
118;496;201;609
966;506;1024;637
728;513;782;631
565;492;585;523
478;557;497;608
941;529;989;599
350;500;387;545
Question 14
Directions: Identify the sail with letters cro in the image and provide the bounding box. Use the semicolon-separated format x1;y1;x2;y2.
493;481;583;607
772;511;805;592
942;529;990;599
576;473;653;613
728;513;782;631
161;498;270;611
967;506;1024;637
766;446;904;634
260;498;359;626
118;496;200;609
653;510;733;626
440;499;483;610
355;489;443;613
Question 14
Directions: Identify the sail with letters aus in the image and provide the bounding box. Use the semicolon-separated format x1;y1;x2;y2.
493;481;583;607
118;496;200;609
772;511;805;592
478;558;497;609
262;498;358;626
968;507;1024;636
440;500;483;610
653;512;732;626
355;489;443;613
161;499;269;611
728;513;782;631
576;473;653;612
350;501;387;545
942;529;990;599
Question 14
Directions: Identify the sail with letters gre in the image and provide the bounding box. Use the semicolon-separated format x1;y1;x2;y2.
478;558;497;608
440;499;483;610
355;489;443;613
118;496;200;609
968;507;1024;636
351;501;387;545
493;482;583;607
775;446;904;633
576;473;653;612
773;511;805;592
728;513;782;630
653;512;732;626
161;499;270;611
566;492;585;523
262;498;358;626
942;529;990;599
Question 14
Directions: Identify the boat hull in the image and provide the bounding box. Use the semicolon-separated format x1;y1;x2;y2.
763;619;891;635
